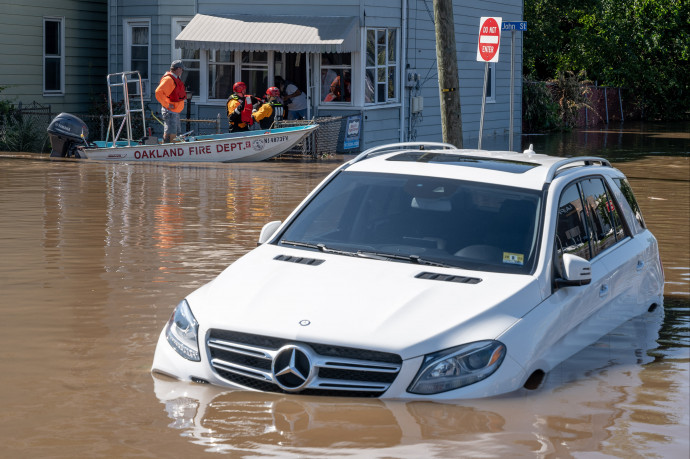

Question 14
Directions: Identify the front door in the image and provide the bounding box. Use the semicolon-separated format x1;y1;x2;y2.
274;52;311;119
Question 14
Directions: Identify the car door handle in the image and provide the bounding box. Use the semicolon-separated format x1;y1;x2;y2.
599;284;609;298
637;260;645;271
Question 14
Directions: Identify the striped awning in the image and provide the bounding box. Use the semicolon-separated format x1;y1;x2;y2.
175;14;359;53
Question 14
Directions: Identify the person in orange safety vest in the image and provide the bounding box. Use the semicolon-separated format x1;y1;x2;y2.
155;60;187;144
226;82;261;133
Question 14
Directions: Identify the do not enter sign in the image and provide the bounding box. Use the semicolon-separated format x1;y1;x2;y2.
476;17;502;62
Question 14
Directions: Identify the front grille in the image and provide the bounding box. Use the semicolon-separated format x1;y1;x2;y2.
207;329;402;397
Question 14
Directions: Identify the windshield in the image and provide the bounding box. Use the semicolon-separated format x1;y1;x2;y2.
278;171;543;274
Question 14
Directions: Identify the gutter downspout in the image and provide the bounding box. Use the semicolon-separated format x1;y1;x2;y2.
108;1;112;74
408;76;413;141
112;0;118;73
400;0;407;142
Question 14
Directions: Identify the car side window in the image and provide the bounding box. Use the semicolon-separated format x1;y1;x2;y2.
605;181;627;242
555;182;591;261
579;178;627;256
614;177;646;231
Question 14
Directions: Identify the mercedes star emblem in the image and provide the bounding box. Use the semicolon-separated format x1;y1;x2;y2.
272;345;313;392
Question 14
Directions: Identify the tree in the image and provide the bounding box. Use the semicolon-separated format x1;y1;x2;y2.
524;0;689;120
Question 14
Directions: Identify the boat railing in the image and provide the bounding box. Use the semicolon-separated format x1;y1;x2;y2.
105;71;147;147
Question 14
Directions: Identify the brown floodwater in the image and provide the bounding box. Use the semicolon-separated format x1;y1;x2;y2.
0;121;688;457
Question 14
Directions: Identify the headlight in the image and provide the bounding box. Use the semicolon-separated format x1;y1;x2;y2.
408;340;506;394
165;299;201;361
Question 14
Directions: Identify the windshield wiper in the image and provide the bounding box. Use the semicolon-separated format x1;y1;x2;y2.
280;242;455;267
280;240;358;257
356;251;455;268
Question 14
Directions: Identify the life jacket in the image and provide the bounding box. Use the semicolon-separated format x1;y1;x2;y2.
258;101;284;130
227;94;255;126
161;72;187;102
241;95;254;126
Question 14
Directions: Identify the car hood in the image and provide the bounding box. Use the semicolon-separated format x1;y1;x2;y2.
188;245;540;359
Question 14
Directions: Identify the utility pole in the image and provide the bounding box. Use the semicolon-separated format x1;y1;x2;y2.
433;0;463;148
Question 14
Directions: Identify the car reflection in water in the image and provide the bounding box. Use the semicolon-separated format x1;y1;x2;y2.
153;376;506;454
153;307;666;456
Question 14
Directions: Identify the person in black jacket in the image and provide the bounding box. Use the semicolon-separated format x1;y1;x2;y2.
252;87;284;129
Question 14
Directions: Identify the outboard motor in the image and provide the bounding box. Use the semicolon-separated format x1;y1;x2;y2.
47;113;89;158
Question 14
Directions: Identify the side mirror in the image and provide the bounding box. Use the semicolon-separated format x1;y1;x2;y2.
556;253;592;287
258;220;282;245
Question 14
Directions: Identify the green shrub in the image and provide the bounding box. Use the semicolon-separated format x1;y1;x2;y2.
0;114;46;152
0;85;49;152
522;78;560;133
0;84;12;112
551;70;595;128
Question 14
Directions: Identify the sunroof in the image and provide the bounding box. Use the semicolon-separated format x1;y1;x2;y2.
387;152;539;173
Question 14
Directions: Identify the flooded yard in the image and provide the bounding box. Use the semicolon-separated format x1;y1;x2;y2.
0;121;688;457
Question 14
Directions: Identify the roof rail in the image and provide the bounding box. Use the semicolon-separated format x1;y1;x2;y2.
350;142;456;165
546;156;612;183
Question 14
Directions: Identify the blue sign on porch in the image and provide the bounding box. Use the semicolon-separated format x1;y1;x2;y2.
343;114;362;150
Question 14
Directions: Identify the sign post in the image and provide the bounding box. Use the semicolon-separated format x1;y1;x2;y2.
502;21;527;151
476;17;501;150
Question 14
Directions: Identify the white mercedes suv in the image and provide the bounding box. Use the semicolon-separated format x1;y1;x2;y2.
152;142;664;399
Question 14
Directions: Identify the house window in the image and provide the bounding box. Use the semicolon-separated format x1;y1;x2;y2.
208;50;235;100
124;20;151;97
43;17;64;94
485;62;496;102
173;19;200;99
320;54;352;103
240;52;268;96
207;51;268;101
365;28;398;104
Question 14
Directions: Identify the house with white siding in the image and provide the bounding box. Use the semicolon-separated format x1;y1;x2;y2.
0;0;107;115
110;0;524;151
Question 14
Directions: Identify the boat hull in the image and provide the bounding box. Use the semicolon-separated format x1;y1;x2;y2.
82;125;318;162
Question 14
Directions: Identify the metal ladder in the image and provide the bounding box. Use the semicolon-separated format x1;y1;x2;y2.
105;71;147;147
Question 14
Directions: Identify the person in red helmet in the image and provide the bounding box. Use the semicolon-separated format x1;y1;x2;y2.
226;82;261;133
252;86;285;130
